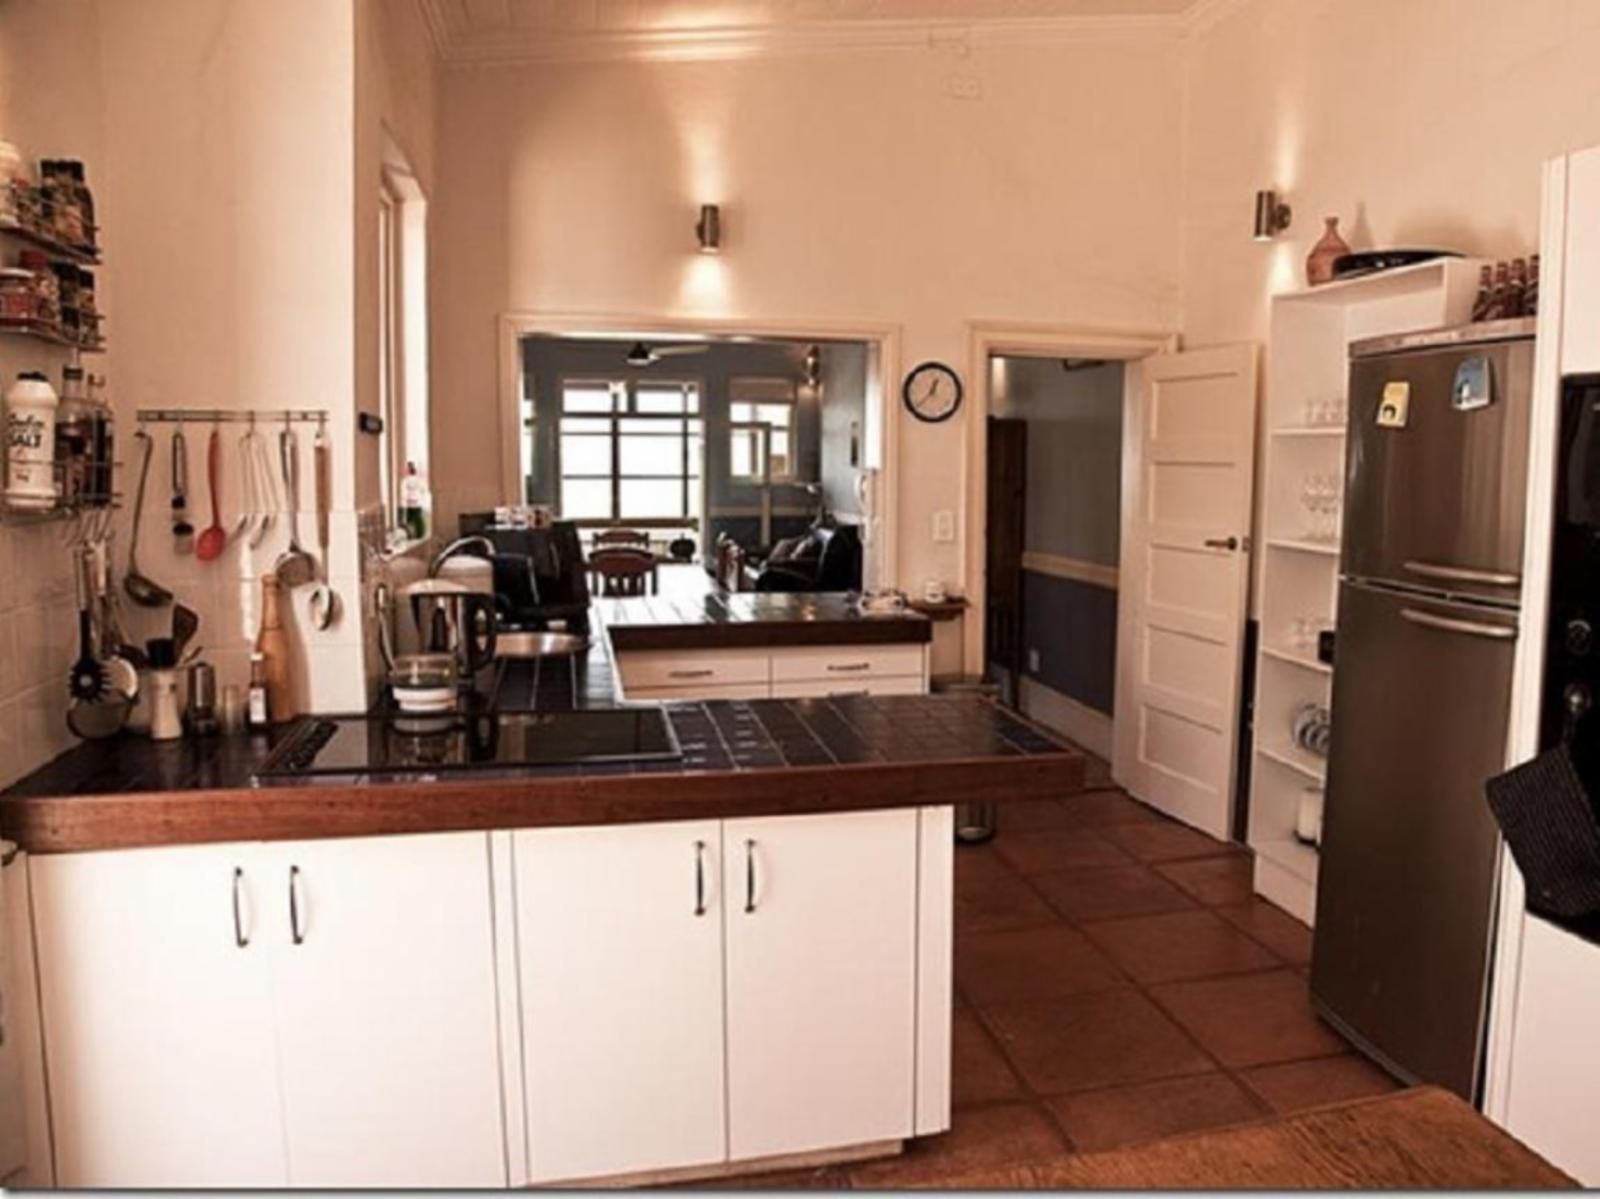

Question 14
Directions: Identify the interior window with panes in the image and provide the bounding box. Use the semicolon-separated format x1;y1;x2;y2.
558;379;703;525
729;377;797;483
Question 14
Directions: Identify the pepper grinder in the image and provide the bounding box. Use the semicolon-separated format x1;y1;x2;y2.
144;637;183;742
186;660;219;737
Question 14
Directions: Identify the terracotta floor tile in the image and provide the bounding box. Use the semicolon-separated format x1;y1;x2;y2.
1099;821;1236;863
1156;854;1256;907
992;826;1132;876
957;924;1124;1006
951;1009;1025;1107
1082;909;1279;984
1150;970;1350;1069
844;1102;1066;1188
983;990;1215;1095
1056;788;1170;828
954;842;1016;887
954;867;1060;934
1031;864;1197;924
1240;1054;1402;1115
1216;899;1314;966
1045;1072;1266;1152
998;797;1082;832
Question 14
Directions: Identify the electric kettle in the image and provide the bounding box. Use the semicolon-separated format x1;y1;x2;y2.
383;577;498;681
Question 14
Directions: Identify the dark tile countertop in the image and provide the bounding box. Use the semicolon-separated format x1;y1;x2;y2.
0;653;1083;854
598;590;932;651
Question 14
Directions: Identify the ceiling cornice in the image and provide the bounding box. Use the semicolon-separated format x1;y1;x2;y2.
415;1;1193;69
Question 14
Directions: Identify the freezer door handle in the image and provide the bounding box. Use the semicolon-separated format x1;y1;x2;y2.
1403;560;1521;588
1400;607;1517;641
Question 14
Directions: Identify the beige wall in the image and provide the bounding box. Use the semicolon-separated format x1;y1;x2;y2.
1182;0;1600;347
428;32;1187;592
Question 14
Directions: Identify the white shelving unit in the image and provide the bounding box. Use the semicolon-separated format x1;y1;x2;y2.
1250;257;1484;925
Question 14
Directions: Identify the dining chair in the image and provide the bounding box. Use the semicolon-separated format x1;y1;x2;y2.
587;546;657;596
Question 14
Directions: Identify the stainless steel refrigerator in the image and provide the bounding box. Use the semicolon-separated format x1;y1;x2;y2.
1311;319;1536;1101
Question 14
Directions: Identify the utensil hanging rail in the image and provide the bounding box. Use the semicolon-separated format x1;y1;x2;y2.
134;408;328;425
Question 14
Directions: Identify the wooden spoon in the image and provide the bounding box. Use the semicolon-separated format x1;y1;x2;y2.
196;428;227;562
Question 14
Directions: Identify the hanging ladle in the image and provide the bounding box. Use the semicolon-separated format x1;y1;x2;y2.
124;428;173;608
274;423;317;588
307;419;341;630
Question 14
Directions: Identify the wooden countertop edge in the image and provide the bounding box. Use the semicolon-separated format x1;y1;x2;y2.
0;751;1085;854
605;619;932;652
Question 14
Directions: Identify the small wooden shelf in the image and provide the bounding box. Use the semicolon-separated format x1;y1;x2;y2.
0;218;101;265
1260;644;1333;675
1272;425;1346;439
1256;741;1328;783
907;597;968;622
1266;537;1339;558
0;323;106;353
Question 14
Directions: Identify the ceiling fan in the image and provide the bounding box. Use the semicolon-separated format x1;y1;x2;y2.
626;341;710;367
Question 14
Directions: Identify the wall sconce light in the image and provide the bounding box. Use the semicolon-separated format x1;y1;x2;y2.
1253;189;1292;241
696;204;722;254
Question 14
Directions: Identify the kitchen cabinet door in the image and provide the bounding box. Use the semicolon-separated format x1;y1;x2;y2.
515;822;728;1184
265;832;506;1189
723;809;919;1161
29;844;287;1188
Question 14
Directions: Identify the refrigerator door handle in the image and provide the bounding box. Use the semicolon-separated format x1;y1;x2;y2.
1403;560;1521;588
1400;607;1517;641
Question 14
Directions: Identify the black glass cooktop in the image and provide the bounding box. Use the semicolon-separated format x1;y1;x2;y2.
255;708;682;779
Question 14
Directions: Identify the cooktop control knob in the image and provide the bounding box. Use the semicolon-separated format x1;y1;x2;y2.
1565;682;1593;720
1566;617;1594;657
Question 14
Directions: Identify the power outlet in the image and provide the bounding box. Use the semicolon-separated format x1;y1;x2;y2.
1027;648;1041;674
932;510;956;543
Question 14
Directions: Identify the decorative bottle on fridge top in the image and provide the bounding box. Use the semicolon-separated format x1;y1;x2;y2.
1305;216;1352;286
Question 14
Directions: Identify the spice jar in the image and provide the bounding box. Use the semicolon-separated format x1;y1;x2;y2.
18;250;57;328
0;142;25;227
0;268;36;327
54;366;94;505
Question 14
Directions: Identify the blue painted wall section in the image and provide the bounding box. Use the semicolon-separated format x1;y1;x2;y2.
1022;570;1117;714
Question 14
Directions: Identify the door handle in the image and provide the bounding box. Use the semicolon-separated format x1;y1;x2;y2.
744;839;758;914
693;840;707;917
1403;560;1520;588
231;867;249;948
1204;536;1239;551
1400;607;1517;641
825;662;871;673
288;865;305;945
668;669;715;680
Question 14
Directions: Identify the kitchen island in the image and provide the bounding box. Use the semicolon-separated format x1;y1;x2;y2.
0;653;1083;1191
598;591;934;701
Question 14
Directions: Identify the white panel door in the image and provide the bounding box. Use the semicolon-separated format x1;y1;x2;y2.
516;822;727;1184
1115;345;1259;838
266;832;506;1189
29;844;287;1188
723;809;918;1161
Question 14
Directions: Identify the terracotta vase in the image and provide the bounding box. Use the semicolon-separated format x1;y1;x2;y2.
1305;216;1351;286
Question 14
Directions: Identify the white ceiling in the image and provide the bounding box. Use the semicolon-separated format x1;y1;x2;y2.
419;0;1220;66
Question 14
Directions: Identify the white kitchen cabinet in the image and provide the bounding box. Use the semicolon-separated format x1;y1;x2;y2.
1561;144;1600;376
614;642;930;702
30;833;506;1190
722;809;919;1161
768;644;927;687
625;681;771;702
267;832;506;1189
30;844;288;1189
781;677;926;698
515;821;727;1184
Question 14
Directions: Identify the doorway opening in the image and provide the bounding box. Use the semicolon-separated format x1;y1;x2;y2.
984;355;1126;760
498;325;894;599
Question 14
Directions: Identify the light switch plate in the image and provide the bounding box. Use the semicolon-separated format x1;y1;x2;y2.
932;510;956;543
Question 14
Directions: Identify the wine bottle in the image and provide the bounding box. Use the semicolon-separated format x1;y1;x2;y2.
254;574;296;723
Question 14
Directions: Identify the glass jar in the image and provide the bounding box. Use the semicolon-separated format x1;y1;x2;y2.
0;268;36;327
18;250;57;327
54;366;95;505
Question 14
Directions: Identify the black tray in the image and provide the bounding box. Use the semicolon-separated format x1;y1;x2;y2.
1331;249;1461;280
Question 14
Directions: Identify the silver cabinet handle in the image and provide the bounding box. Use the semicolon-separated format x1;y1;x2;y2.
232;867;249;948
826;662;871;673
288;865;305;945
1204;536;1239;551
1401;607;1517;641
744;839;757;914
668;668;715;680
694;840;707;917
1403;560;1520;588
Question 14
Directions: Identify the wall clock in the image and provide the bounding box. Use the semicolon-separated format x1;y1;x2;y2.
902;361;963;423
